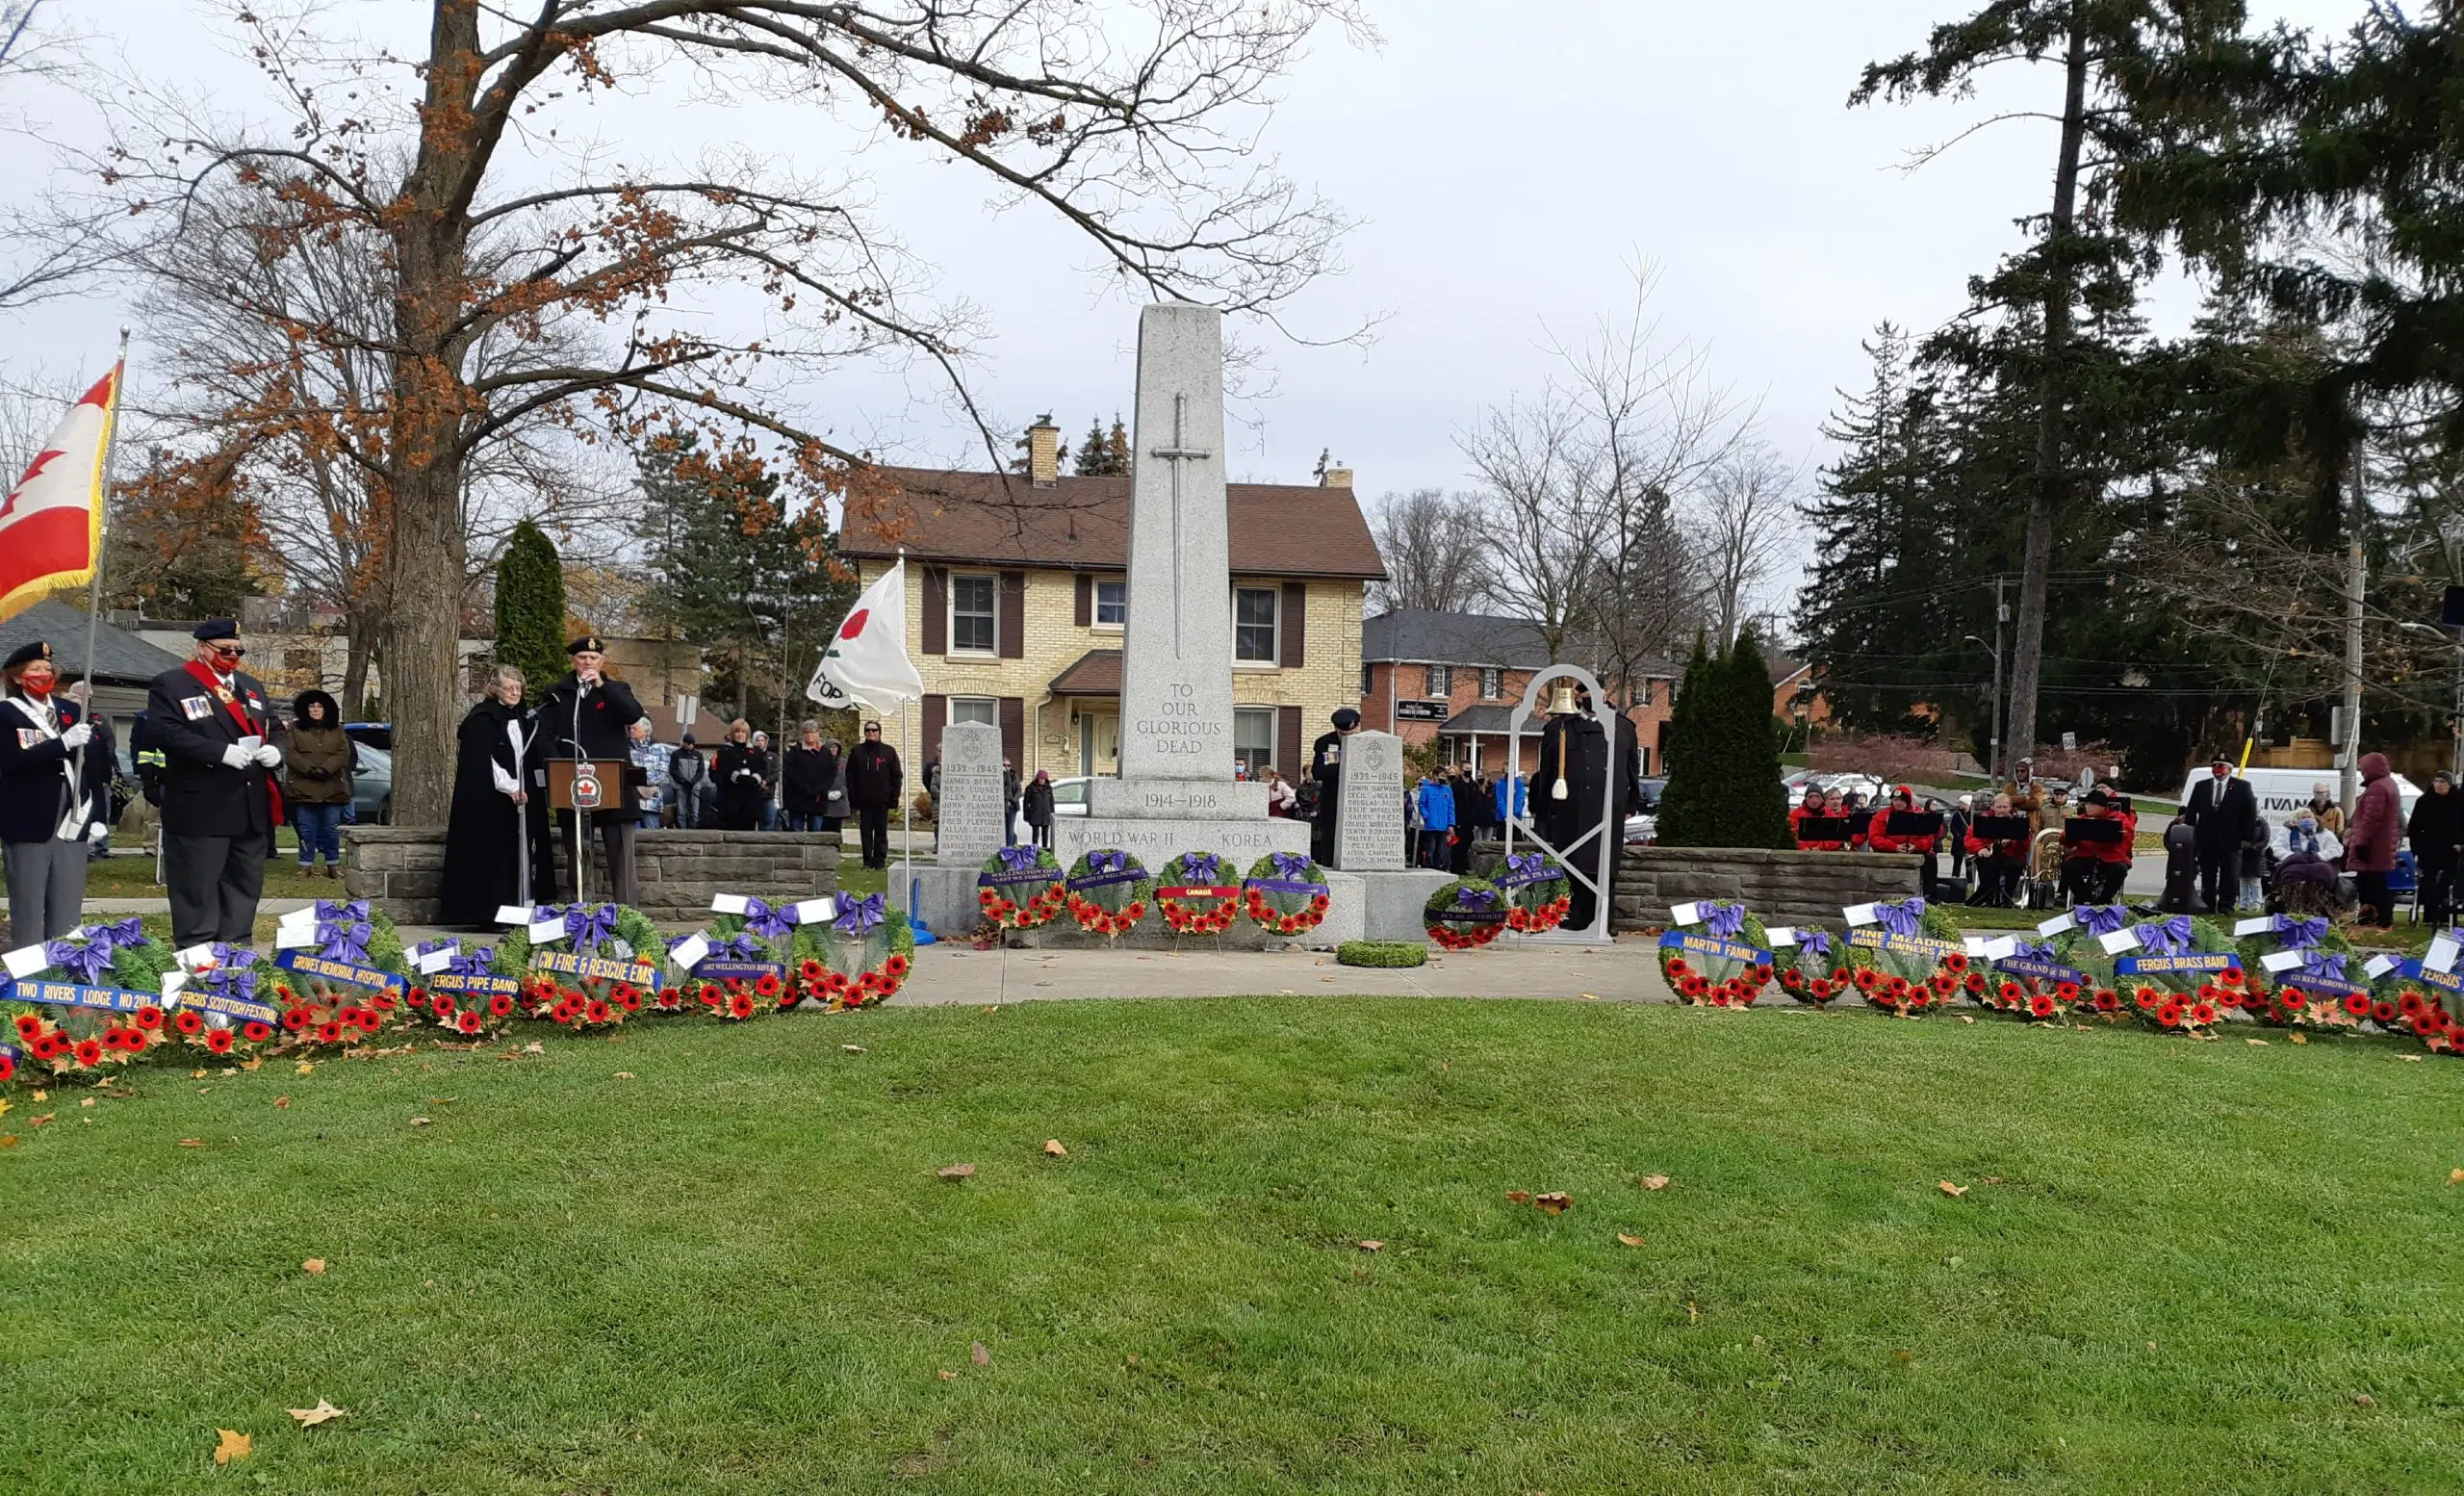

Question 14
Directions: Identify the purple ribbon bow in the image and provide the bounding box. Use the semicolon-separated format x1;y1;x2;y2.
2078;904;2129;937
1875;897;1926;938
201;945;261;1000
2015;940;2061;963
1502;852;1551;886
446;948;497;976
1798;929;1834;961
44;935;114;985
1088;850;1129;877
1703;902;1747;940
835;892;886;935
1456;886;1501;911
700;930;759;961
1269;852;1315;882
316;919;372;967
92;916;144;947
739;897;796;941
997;845;1043;873
2298;951;2348;985
2133;916;2194;957
2272;915;2327;950
564;903;622;953
314;897;369;925
1180;852;1223;886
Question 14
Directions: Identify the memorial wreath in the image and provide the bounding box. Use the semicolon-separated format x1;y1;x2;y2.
2060;905;2240;1034
1424;878;1508;949
977;846;1066;931
1494;850;1574;935
1656;901;1775;1006
263;899;414;1049
4;917;182;1078
488;903;665;1032
404;939;522;1038
1839;896;1970;1016
1771;925;1851;1006
1065;850;1153;939
1156;851;1244;935
1243;851;1331;938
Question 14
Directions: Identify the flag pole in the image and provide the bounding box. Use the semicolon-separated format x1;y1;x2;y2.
71;325;132;836
897;551;912;917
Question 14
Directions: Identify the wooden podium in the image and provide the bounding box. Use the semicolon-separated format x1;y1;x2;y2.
546;761;647;902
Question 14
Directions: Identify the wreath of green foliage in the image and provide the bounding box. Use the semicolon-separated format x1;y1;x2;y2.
1336;941;1427;968
1064;850;1156;907
491;905;665;978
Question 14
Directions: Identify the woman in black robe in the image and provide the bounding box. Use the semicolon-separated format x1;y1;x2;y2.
438;665;553;928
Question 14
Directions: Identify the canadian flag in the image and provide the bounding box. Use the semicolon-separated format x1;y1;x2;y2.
808;556;925;709
0;365;120;620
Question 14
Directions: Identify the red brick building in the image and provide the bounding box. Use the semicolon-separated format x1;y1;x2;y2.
1358;610;1678;776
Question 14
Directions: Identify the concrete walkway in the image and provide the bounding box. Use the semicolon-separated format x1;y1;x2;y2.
886;937;1677;1006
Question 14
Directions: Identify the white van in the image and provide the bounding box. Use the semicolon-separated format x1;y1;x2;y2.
2175;765;2422;836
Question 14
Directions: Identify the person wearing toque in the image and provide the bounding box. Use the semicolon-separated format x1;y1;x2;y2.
0;639;116;945
534;633;649;905
144;620;284;945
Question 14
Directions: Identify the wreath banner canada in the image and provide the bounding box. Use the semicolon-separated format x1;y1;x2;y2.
1157;852;1243;936
1243;852;1331;938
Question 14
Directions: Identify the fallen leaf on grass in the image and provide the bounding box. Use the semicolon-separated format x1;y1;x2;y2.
1639;1174;1671;1191
937;1368;957;1380
1580;992;1600;1000
79;1096;94;1108
2290;1032;2309;1045
1534;1192;1572;1215
611;1071;634;1080
937;1163;975;1180
1938;1181;1968;1198
287;1400;346;1428
2449;1168;2463;1186
2246;1038;2269;1046
29;1089;44;1101
842;1045;867;1053
971;1341;991;1365
1357;1239;1383;1251
982;1004;999;1014
1042;1140;1067;1157
273;1096;290;1108
2400;1054;2424;1062
300;1258;326;1275
1688;1302;1699;1323
177;1138;204;1148
523;1042;545;1055
1504;1190;1530;1203
295;1061;315;1075
1616;1233;1645;1248
1981;1176;2005;1185
1960;1015;1975;1025
408;1117;431;1127
1893;1349;1914;1363
29;1114;52;1127
213;1430;251;1464
2353;1393;2376;1407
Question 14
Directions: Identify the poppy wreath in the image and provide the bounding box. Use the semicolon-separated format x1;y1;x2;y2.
492;903;665;1029
1244;852;1332;939
676;897;837;1012
1066;850;1154;939
1156;852;1245;936
2232;916;2357;1030
1656;902;1775;1007
162;943;288;1060
1976;933;2097;1021
1772;928;1853;1007
1;917;184;1079
2383;977;2464;1055
2084;913;2241;1034
805;892;914;1010
1494;850;1574;935
1424;878;1509;950
399;942;522;1040
977;846;1066;931
1834;897;1970;1015
261;901;415;1049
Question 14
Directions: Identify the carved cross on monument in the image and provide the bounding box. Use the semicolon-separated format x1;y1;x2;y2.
1147;391;1213;659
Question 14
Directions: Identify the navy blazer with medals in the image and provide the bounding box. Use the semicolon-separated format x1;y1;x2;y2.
0;692;112;844
145;663;280;838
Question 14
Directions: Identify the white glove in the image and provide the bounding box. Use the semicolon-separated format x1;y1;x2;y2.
58;721;91;749
88;822;110;844
253;743;283;768
221;743;254;770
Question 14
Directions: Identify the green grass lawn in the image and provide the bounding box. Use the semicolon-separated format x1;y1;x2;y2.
4;998;2458;1493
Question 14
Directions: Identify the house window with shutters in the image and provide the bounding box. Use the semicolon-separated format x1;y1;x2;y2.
949;573;997;656
1425;664;1452;696
950;697;997;728
1094;579;1126;628
1479;667;1502;700
1233;586;1278;664
1233;707;1277;776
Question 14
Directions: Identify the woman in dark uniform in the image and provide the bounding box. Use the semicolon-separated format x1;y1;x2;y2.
438;665;552;927
0;640;113;945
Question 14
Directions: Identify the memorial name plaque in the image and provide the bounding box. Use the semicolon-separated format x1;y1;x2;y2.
1331;730;1406;872
935;721;1009;866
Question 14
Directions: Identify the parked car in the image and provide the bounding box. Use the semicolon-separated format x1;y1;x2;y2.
343;721;392;751
348;742;393;824
1048;776;1093;816
1633;776;1666;812
1623;812;1656;845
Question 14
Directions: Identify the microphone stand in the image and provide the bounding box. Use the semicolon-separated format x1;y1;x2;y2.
571;677;592;907
511;711;531;908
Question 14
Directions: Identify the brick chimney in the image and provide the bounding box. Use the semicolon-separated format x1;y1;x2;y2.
1028;415;1061;487
1320;459;1352;490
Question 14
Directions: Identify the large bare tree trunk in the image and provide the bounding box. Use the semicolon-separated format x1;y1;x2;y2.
2005;11;2089;773
383;0;480;825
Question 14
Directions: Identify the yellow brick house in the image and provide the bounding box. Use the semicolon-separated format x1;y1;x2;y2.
838;431;1385;785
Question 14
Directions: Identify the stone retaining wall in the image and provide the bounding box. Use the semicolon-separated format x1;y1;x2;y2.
1609;847;1922;932
345;826;839;923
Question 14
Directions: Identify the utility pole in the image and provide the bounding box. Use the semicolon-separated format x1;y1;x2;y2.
2340;442;2367;816
1989;575;2007;783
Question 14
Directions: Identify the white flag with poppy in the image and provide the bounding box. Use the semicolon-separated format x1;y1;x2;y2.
809;556;924;709
0;364;121;620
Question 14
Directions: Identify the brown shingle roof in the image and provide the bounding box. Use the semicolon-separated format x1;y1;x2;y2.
1048;649;1122;696
840;467;1386;580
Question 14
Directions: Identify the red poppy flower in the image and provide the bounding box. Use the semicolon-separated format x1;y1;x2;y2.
2029;993;2057;1018
282;1006;312;1032
134;1005;164;1030
317;1020;345;1044
457;1010;483;1035
2093;991;2119;1012
431;992;458;1017
29;1033;64;1060
0;1051;13;1083
2344;993;2373;1017
727;992;756;1019
2156;1001;2184;1028
2219;967;2245;987
755;971;784;998
1944;952;1967;973
885;954;911;978
2400;991;2426;1016
173;1009;204;1035
797;960;825;983
586;998;613;1024
1667;958;1691;978
698;983;724;1006
2134;987;2161;1010
242;1020;273;1042
99;1026;129;1050
355;1007;383;1032
2192;1000;2219;1025
12;1013;39;1040
1964;972;1987;993
204;1029;234;1054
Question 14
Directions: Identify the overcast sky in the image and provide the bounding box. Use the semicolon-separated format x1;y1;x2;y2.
4;0;2370;510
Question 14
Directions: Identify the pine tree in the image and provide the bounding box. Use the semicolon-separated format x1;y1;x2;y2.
1652;636;1716;847
1721;630;1794;849
493;520;568;693
1073;414;1131;476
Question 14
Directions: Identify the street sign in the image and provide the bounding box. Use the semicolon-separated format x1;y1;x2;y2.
675;693;699;728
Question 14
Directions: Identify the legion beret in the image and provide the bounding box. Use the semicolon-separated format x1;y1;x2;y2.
192;619;240;641
1332;708;1361;730
567;634;605;656
2;639;53;671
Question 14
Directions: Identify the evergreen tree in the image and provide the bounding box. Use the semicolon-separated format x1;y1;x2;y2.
493;520;568;693
1652;636;1716;848
631;432;855;728
1071;415;1132;477
1720;630;1794;849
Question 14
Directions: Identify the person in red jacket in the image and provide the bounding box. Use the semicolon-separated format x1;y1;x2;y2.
1866;784;1940;893
1790;786;1841;850
2058;787;2137;905
1964;790;2030;906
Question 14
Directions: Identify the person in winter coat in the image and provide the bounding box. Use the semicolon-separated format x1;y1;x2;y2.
2410;769;2464;925
1790;786;1844;851
1022;768;1056;849
1002;760;1021;847
1446;767;1475;872
844;719;903;869
1261;766;1297;817
438;665;552;925
0;639;114;945
1494;772;1527;828
714;719;770;831
781;721;835;832
1865;785;1941;893
2344;751;2403;927
2305;783;2347;839
2058;787;2137;906
282;689;354;878
1964;791;2030;906
666;734;706;828
1414;772;1455;868
2181;758;2260;915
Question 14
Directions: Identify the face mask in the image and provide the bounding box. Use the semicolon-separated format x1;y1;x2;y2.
18;677;52;698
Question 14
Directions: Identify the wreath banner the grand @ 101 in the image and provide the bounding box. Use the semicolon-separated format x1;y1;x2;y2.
1493;851;1572;935
3;917;183;1078
1156;851;1245;936
486;902;666;1033
1973;931;2093;1019
1243;852;1330;938
977;846;1065;931
1656;900;1774;1006
263;898;414;1049
1424;878;1507;949
1065;849;1153;939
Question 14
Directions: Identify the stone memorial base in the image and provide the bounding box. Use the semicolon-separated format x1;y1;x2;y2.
1607;846;1922;932
344;826;840;924
1085;779;1271;820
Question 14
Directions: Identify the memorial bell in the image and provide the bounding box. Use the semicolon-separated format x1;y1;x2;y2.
1546;680;1579;716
